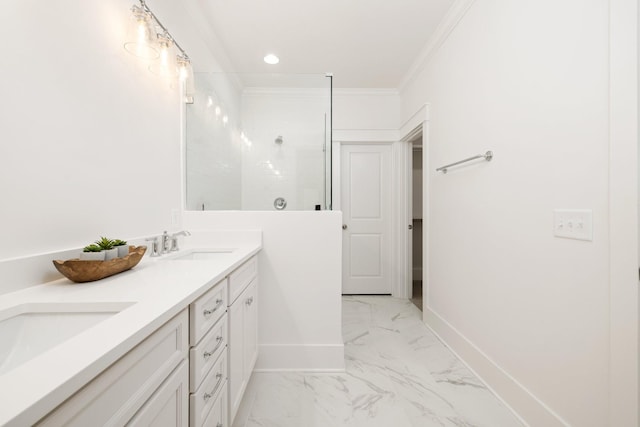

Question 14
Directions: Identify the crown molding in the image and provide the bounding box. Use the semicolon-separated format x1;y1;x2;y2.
333;88;399;97
397;0;476;93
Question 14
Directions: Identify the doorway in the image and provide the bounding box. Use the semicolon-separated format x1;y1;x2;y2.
411;140;423;310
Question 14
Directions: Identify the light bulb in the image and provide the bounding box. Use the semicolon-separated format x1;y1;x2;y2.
124;6;158;59
176;54;195;99
149;33;177;78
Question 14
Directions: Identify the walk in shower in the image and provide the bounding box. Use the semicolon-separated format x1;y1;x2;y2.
185;73;332;211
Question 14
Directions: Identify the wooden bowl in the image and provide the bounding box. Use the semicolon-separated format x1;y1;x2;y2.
52;246;147;283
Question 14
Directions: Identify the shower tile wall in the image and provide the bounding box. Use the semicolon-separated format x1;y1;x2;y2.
240;90;330;211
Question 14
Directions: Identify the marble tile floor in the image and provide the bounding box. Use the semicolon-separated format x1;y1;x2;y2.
233;296;522;427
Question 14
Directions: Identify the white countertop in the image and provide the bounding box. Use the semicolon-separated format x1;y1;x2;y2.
0;240;261;426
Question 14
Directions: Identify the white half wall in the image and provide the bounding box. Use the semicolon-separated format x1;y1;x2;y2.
183;211;345;371
401;1;615;425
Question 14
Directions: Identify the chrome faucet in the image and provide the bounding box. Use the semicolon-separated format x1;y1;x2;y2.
161;231;172;254
145;236;160;257
170;230;191;252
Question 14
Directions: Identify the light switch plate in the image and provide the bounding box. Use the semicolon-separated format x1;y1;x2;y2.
553;209;593;241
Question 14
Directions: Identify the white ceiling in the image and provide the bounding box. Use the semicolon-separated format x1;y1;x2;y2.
197;0;455;88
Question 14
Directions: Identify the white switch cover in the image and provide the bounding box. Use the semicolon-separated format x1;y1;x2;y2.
553;209;593;241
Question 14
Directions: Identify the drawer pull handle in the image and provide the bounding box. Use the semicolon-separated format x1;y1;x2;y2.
245;296;254;306
203;336;224;360
203;373;224;402
203;299;224;317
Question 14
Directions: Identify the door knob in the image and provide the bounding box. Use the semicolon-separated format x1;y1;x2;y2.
342;224;348;230
408;224;413;230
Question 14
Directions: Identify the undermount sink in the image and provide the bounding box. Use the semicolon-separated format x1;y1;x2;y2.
163;248;236;261
0;302;133;375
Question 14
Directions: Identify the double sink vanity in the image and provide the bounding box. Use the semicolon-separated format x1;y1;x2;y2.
0;234;261;426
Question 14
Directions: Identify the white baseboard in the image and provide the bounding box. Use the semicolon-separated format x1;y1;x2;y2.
424;307;570;427
254;344;345;372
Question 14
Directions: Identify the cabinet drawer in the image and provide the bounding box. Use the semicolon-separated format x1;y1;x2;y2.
127;361;189;426
190;352;227;427
190;315;227;393
38;310;188;427
228;256;257;305
202;386;227;427
190;278;227;345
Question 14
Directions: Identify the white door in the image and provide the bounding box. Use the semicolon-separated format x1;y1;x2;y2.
341;143;392;294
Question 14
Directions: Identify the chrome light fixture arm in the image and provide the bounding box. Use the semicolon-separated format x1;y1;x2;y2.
137;0;189;60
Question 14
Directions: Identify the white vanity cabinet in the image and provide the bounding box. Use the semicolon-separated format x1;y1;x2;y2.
189;278;229;427
37;310;189;427
32;251;260;427
227;256;258;424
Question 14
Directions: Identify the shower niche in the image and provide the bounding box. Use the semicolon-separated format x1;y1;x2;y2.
185;73;332;211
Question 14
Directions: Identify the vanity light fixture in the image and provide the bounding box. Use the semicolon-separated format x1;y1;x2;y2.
177;54;195;97
148;33;176;78
124;0;193;101
263;54;279;65
123;5;158;59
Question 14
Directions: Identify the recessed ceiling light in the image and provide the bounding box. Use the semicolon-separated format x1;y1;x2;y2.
264;54;279;65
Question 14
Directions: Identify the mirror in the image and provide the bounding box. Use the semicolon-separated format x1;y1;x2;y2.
185;73;332;211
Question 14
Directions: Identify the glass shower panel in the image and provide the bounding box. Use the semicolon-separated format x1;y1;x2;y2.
185;73;332;211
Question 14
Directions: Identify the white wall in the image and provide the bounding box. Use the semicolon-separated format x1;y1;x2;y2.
333;89;401;142
401;1;610;425
184;211;345;371
0;0;230;264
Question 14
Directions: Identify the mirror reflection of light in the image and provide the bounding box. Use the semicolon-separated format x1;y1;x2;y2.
239;131;252;148
207;96;213;108
264;54;280;65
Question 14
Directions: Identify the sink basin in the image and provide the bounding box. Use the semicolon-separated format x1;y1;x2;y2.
0;302;133;375
164;248;236;261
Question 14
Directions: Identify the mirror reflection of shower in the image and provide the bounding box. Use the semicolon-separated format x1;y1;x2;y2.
185;73;332;211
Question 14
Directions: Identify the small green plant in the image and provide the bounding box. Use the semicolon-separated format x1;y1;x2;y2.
112;239;127;247
83;244;102;253
95;236;115;250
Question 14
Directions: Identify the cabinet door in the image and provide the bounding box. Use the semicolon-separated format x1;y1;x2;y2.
228;295;245;421
127;361;189;427
37;311;188;427
243;279;258;378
